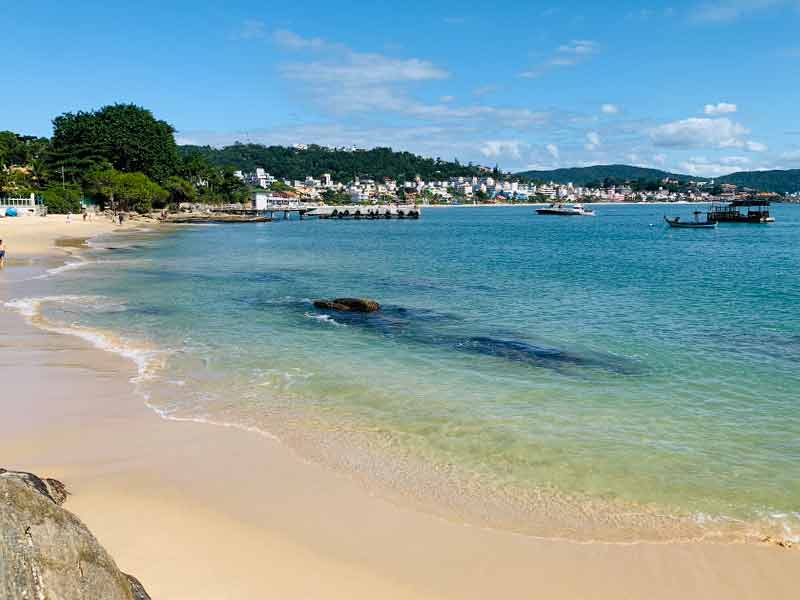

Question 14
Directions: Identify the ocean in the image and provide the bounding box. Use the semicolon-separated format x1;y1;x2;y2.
8;204;800;542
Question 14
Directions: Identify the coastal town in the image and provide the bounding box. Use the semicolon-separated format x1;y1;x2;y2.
233;165;793;206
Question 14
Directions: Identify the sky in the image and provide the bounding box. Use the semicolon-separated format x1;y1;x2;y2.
2;0;799;176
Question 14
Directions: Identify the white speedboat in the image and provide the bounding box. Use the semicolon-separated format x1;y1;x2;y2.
536;203;595;216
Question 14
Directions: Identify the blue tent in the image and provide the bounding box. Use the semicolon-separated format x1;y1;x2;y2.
5;207;18;217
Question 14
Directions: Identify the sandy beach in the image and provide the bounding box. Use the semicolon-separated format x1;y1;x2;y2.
0;213;146;260
1;221;797;599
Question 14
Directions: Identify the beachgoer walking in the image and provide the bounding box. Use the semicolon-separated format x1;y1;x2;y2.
66;212;72;224
118;213;124;225
0;239;6;269
82;209;87;222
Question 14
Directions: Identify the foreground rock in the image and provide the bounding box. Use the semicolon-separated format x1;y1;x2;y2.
313;298;381;313
1;468;152;600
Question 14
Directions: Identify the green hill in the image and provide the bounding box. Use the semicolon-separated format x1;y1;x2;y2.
178;143;486;183
516;164;800;193
716;169;800;194
515;164;701;185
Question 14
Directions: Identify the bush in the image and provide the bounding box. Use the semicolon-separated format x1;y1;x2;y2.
40;186;82;214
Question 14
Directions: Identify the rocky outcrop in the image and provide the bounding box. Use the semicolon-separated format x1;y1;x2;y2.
0;468;152;600
313;298;381;313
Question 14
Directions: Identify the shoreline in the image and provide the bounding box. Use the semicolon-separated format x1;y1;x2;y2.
1;221;798;598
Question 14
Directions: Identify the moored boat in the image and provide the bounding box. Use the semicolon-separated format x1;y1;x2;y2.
663;212;717;229
536;203;595;216
707;199;775;223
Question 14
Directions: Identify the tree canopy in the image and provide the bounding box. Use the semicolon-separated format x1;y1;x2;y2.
85;168;168;213
178;143;484;183
48;103;179;183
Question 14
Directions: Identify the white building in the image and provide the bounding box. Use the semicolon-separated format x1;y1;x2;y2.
0;193;45;216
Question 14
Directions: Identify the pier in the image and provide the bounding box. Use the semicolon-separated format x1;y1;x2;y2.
208;199;422;221
306;204;421;219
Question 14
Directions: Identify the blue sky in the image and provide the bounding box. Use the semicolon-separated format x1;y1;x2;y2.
2;0;799;176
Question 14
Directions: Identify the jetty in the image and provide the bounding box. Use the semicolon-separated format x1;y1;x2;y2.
305;205;421;219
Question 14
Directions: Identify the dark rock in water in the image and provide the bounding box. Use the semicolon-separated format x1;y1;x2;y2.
1;468;152;600
313;298;381;313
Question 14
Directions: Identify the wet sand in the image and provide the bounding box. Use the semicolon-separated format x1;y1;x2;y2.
1;230;797;599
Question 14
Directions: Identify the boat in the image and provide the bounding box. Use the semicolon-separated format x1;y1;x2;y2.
663;211;717;229
536;203;595;216
707;199;775;223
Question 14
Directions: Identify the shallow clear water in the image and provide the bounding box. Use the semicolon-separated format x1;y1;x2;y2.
11;205;800;541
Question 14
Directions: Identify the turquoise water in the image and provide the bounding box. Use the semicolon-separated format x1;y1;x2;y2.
10;205;800;541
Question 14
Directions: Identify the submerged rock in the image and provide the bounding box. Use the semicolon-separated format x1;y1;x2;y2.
0;468;152;600
313;298;381;313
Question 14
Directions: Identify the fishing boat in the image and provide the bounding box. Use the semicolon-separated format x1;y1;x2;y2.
663;211;717;229
536;203;595;216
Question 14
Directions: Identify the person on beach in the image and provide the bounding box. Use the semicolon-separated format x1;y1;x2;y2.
82;209;87;222
0;239;6;269
66;212;71;224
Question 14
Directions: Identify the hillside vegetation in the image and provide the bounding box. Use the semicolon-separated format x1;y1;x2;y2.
515;164;701;185
716;169;800;194
516;164;800;193
178;143;488;183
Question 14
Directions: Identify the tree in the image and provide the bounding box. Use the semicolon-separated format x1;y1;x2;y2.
85;168;167;213
113;172;168;212
40;186;82;214
164;176;196;206
49;104;179;183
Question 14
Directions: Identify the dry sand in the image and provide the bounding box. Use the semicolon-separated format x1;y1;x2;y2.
1;225;797;599
0;213;141;258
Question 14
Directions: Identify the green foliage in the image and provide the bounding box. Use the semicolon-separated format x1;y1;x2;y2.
164;176;197;205
716;169;800;194
85;168;167;213
269;180;294;193
48;104;179;183
516;165;700;186
177;143;482;183
0;131;49;169
39;186;82;214
321;189;351;205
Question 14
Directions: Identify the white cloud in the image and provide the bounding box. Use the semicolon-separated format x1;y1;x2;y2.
520;40;598;77
652;153;667;165
546;143;560;160
472;85;497;96
781;149;800;160
282;53;448;84
584;131;601;150
650;117;749;149
273;29;327;49
679;158;748;176
690;0;794;23
746;140;768;152
704;102;737;115
720;155;751;164
601;103;619;114
557;39;597;56
235;19;267;40
480;140;528;160
273;30;556;130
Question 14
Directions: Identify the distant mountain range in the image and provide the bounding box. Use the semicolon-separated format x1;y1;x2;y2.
515;164;800;193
